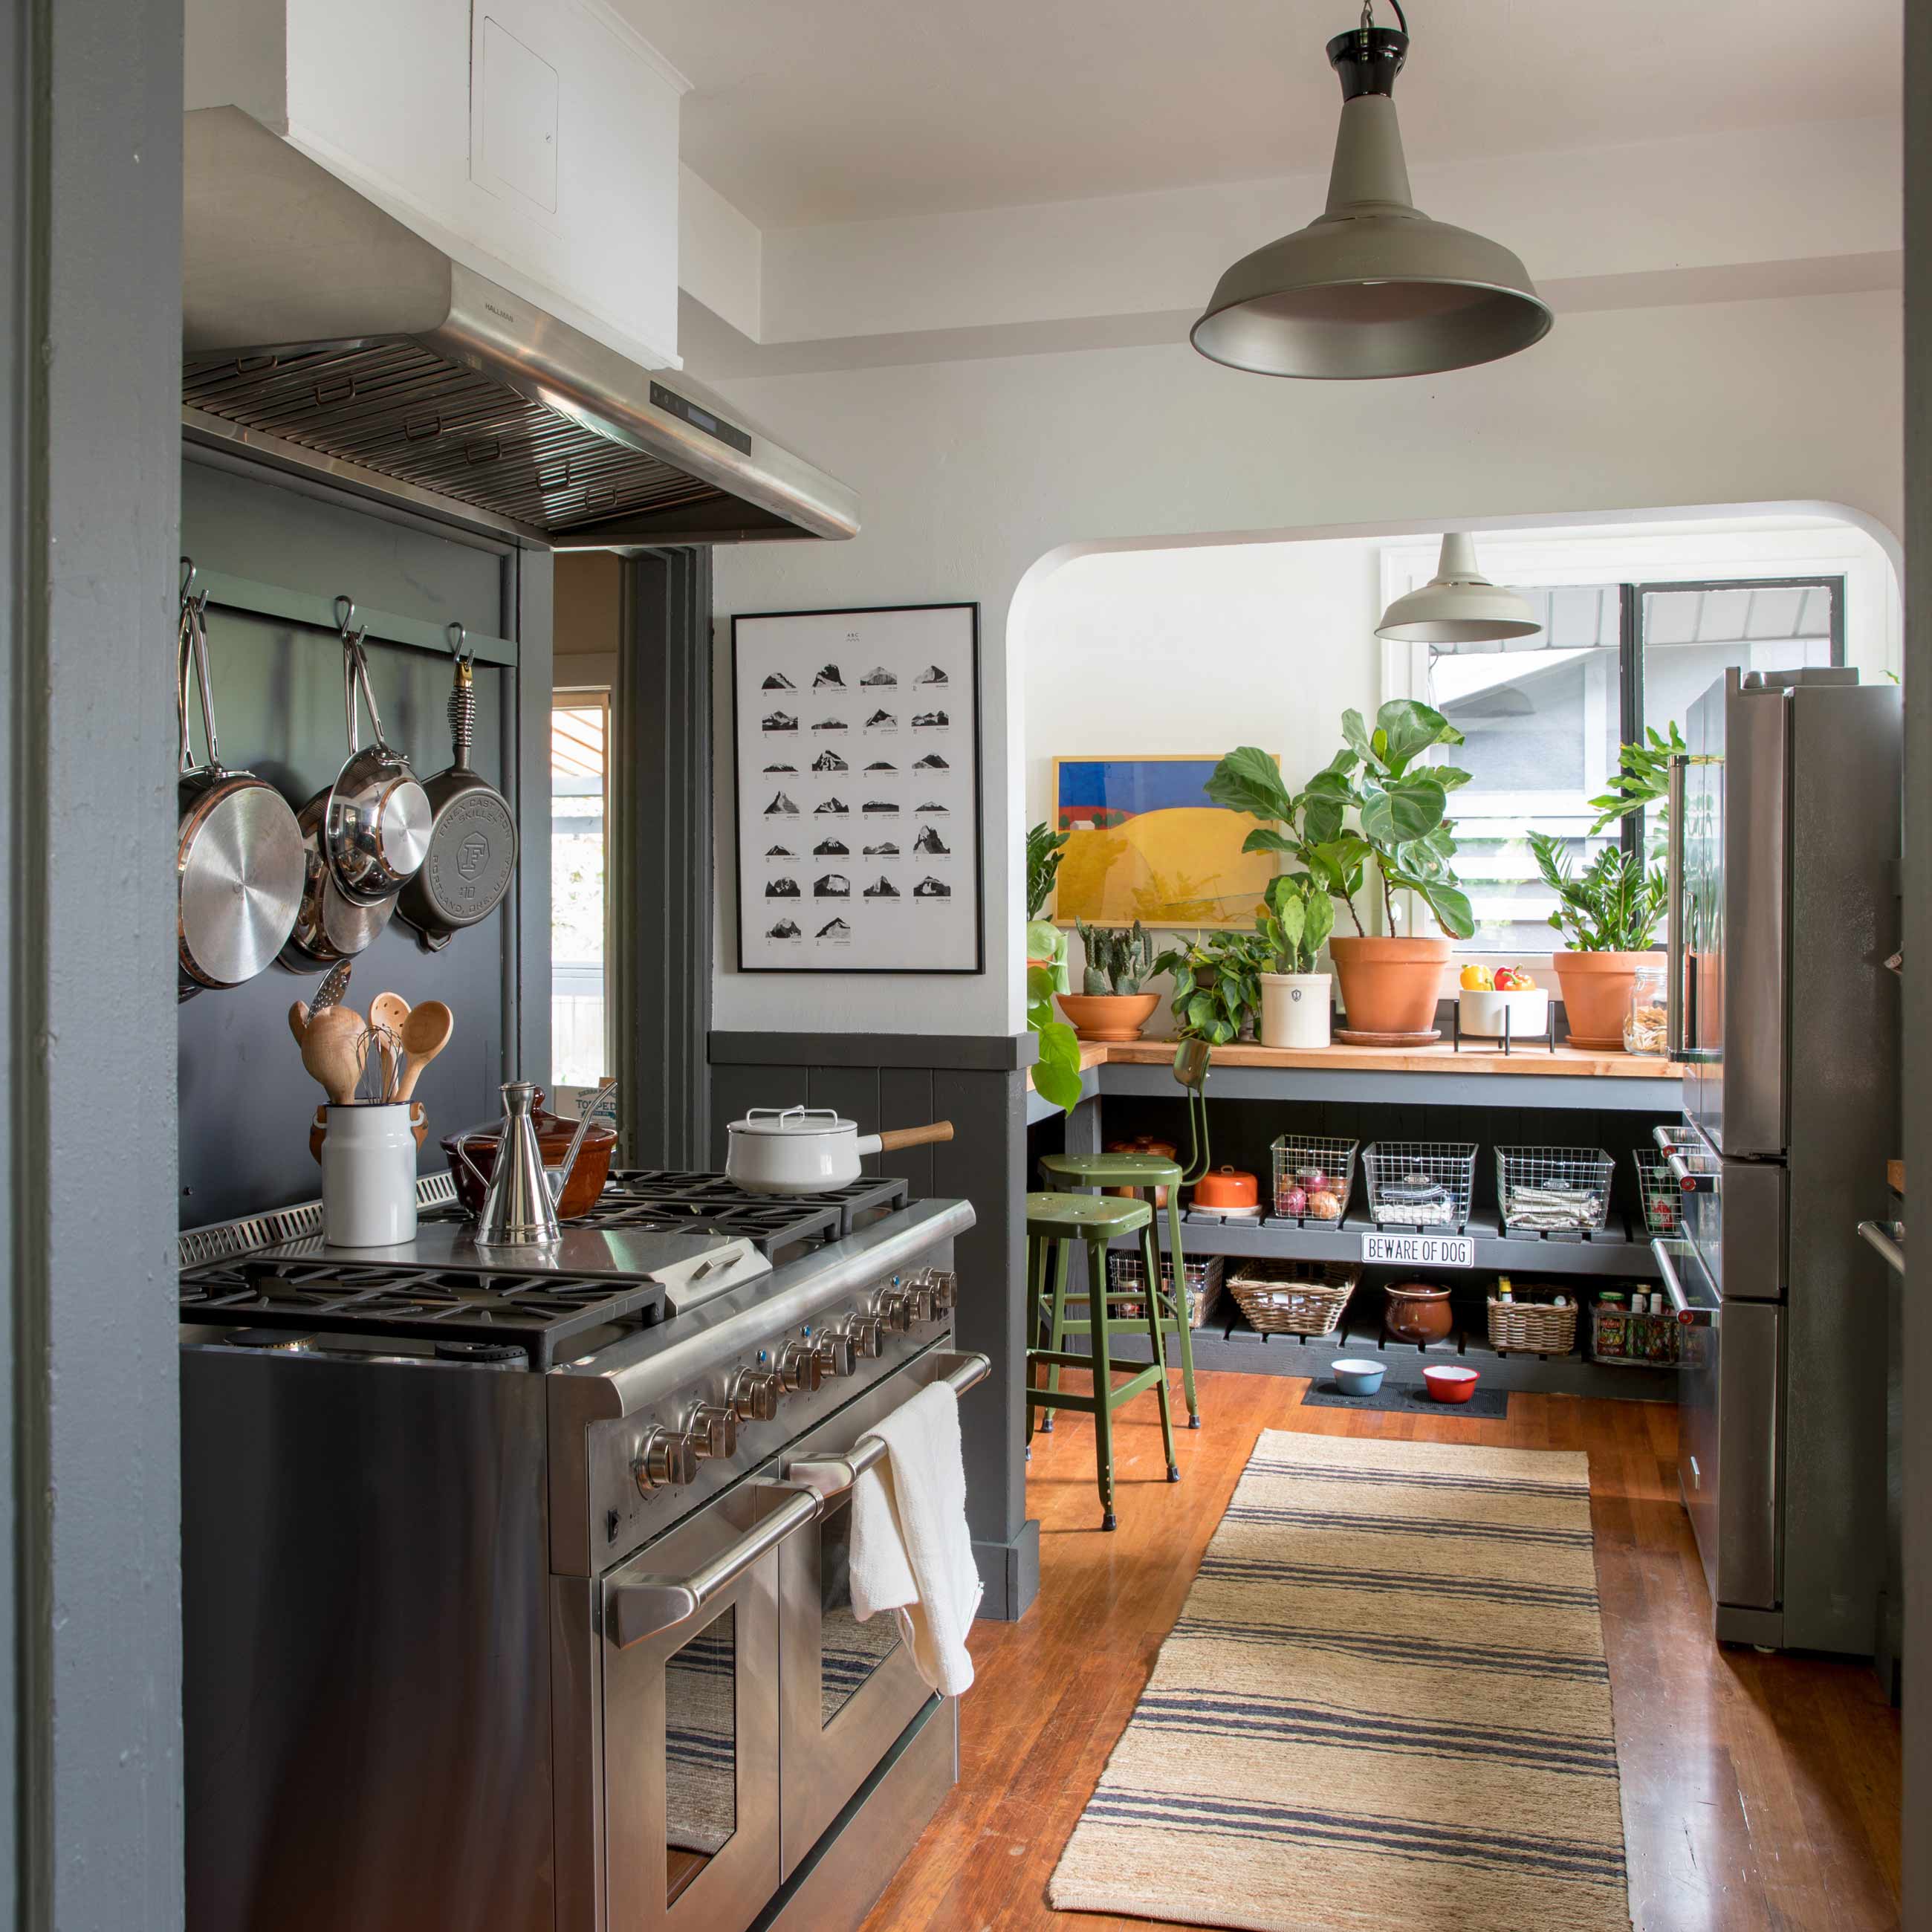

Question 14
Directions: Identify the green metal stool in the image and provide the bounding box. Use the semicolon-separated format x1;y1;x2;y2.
1037;1039;1211;1430
1024;1190;1178;1531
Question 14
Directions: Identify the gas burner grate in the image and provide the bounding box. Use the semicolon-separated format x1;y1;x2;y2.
587;1169;910;1241
178;1258;667;1367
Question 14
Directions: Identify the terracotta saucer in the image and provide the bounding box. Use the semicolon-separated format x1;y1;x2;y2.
1563;1032;1626;1051
1333;1027;1442;1046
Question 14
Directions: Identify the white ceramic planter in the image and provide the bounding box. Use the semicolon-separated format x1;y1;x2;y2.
1457;985;1551;1041
320;1102;420;1246
1260;972;1332;1050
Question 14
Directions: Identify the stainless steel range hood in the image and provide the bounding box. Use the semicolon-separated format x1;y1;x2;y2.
181;108;858;548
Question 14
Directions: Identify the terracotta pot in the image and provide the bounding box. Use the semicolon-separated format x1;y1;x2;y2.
1057;991;1161;1043
1383;1280;1455;1346
441;1088;617;1221
1552;949;1660;1051
1329;935;1452;1040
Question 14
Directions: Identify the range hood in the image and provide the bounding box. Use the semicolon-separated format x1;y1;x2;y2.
181;108;858;548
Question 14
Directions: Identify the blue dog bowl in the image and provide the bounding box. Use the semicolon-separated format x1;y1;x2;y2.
1331;1359;1386;1397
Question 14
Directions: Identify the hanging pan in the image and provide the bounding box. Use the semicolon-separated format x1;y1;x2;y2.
323;597;432;906
175;562;305;999
397;623;519;951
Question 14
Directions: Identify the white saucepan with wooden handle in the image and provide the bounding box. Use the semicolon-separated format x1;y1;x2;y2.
724;1107;954;1196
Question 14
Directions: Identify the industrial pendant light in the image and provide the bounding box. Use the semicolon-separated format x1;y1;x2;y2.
1375;533;1540;644
1191;4;1552;380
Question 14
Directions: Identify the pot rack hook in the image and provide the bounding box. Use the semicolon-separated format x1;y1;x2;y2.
333;593;365;644
447;619;473;666
178;555;209;620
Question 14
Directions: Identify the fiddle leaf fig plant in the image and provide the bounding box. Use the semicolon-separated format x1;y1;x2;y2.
1527;833;1667;952
1205;699;1478;941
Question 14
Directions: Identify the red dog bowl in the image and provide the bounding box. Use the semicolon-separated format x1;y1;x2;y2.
1423;1365;1481;1404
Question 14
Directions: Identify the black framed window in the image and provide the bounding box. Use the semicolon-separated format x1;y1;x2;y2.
1419;574;1844;950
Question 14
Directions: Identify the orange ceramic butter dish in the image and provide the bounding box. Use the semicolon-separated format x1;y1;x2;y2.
1191;1165;1260;1210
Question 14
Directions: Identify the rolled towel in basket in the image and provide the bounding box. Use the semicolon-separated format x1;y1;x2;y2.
1505;1181;1603;1231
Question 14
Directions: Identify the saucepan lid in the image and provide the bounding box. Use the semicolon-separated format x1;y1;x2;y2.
727;1106;855;1138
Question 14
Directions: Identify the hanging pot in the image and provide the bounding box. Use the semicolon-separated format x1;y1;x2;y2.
175;568;305;998
281;788;396;967
323;599;432;907
396;624;518;950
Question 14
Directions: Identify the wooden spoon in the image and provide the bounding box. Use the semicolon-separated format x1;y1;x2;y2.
288;1000;313;1047
393;1001;453;1102
369;991;411;1100
300;1008;369;1106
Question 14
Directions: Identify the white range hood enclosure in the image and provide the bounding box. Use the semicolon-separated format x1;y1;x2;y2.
186;0;686;372
181;105;859;546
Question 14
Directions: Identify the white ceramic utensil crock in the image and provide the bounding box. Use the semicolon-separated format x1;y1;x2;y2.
725;1106;954;1196
1260;971;1333;1050
320;1101;420;1245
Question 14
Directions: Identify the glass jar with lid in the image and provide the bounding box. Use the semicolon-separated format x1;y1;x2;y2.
1624;962;1668;1057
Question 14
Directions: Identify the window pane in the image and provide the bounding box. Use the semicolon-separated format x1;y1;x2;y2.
1423;586;1621;954
552;700;608;1088
1640;582;1837;744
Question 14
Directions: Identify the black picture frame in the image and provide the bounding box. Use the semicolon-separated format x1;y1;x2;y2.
730;601;985;974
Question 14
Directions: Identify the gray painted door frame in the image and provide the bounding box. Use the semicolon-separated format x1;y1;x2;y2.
11;0;186;1923
1903;11;1928;1923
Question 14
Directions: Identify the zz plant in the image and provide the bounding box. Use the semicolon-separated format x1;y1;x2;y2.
1527;834;1667;952
1205;699;1478;941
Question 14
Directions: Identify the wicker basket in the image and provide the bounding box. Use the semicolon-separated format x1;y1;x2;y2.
1103;1251;1225;1329
1486;1288;1580;1356
1226;1257;1360;1338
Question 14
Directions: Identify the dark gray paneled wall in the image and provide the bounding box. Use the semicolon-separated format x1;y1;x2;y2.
178;457;546;1225
1901;11;1930;1922
711;1033;1037;1619
13;0;186;1922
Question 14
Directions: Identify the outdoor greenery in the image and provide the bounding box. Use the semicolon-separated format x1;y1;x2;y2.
1077;918;1158;995
1257;872;1334;976
1527;833;1668;952
1026;820;1069;919
1205;699;1478;941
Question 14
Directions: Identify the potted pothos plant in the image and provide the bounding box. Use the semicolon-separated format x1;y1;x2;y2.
1157;929;1271;1046
1059;920;1164;1041
1208;700;1477;1043
1255;872;1335;1050
1527;834;1667;1051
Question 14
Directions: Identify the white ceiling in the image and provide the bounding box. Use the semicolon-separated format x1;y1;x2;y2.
617;0;1901;229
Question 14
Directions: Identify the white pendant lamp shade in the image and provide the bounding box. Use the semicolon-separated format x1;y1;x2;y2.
1191;27;1552;380
1375;534;1541;644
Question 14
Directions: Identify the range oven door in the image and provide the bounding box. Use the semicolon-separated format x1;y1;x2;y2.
601;1479;820;1932
777;1346;986;1877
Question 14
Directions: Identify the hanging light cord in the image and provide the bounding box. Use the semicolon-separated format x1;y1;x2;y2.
1360;0;1410;32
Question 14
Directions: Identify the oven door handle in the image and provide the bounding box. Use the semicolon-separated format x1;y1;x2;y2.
607;1485;823;1649
783;1349;991;1500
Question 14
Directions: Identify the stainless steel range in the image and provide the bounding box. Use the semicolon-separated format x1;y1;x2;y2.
181;1183;979;1932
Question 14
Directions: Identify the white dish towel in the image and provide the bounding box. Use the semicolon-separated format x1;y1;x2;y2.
846;1381;982;1697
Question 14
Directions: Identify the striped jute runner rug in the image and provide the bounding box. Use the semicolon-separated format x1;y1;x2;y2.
1048;1430;1630;1931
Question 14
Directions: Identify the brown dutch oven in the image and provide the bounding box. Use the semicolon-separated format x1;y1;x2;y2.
1103;1135;1179;1207
1383;1280;1455;1346
441;1089;617;1220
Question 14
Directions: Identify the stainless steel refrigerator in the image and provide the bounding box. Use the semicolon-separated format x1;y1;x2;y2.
1655;666;1900;1653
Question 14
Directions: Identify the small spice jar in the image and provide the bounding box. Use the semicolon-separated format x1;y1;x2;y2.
1624;963;1669;1057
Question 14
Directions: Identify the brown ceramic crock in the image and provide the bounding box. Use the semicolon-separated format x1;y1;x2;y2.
441;1088;617;1220
1383;1280;1456;1346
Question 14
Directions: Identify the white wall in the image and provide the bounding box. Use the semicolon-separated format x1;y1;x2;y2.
707;286;1904;1038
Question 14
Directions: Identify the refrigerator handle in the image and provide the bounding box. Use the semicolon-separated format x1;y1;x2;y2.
1651;1237;1717;1326
1665;751;1688;1062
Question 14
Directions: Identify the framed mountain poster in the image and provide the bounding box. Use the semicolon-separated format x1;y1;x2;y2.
732;603;984;973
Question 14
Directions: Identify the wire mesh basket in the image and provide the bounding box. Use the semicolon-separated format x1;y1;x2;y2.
1103;1251;1225;1329
1590;1294;1681;1367
1634;1150;1683;1236
1226;1258;1360;1338
1494;1147;1615;1236
1268;1134;1358;1225
1362;1142;1478;1231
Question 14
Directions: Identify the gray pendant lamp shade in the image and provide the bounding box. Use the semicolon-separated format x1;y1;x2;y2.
1375;533;1541;644
1191;25;1552;379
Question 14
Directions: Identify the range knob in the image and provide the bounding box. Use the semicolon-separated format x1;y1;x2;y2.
812;1330;855;1378
731;1367;783;1423
633;1427;698;1491
910;1267;959;1314
686;1402;740;1461
778;1338;823;1393
874;1288;914;1332
840;1312;884;1358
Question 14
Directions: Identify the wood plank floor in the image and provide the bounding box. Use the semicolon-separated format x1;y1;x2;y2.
860;1369;1903;1932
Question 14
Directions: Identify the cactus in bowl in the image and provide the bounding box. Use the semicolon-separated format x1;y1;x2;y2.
1060;919;1170;1042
